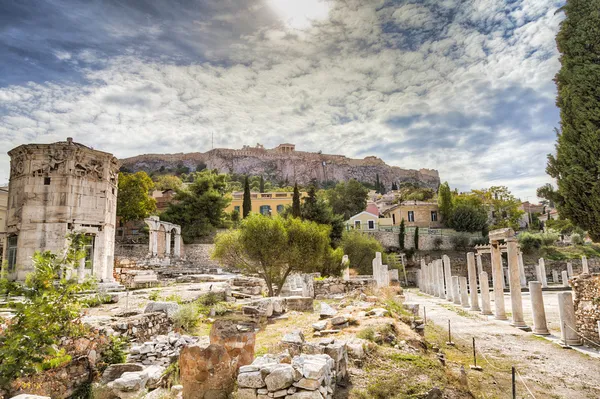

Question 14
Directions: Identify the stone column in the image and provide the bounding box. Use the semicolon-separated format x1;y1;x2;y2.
443;255;453;301
342;255;350;281
552;269;559;284
174;234;182;257
459;277;469;308
567;262;573;278
529;282;550;335
507;238;527;328
149;229;158;257
416;270;421;291
581;256;589;274
77;257;86;283
480;272;493;315
501;267;507;290
425;263;432;295
467;252;480;311
476;254;483;276
452;276;461;304
562;271;569;287
490;243;507;320
518;251;526;288
557;292;582;346
436;260;445;298
165;230;172;256
538;258;548;288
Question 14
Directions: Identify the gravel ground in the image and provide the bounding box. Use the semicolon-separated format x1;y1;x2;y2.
406;289;600;399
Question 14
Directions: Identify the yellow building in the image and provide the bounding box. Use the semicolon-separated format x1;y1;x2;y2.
345;211;393;231
225;191;307;216
0;186;9;261
382;201;443;228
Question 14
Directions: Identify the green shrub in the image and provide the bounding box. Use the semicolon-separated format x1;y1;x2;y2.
148;290;161;301
97;336;128;372
450;233;471;250
432;236;444;250
165;293;184;304
197;292;223;306
83;294;113;308
571;233;584;245
518;232;543;253
471;236;489;246
172;304;200;331
539;232;559;246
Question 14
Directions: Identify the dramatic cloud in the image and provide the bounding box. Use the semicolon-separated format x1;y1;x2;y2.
0;0;564;199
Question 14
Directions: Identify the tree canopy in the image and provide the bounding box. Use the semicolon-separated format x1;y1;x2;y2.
544;0;600;241
325;179;368;220
242;175;251;218
437;182;453;220
154;174;183;191
212;214;331;296
448;195;488;233
472;186;523;231
340;230;383;275
117;172;156;222
161;170;230;242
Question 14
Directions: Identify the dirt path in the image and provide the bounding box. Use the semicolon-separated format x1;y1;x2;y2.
406;290;600;399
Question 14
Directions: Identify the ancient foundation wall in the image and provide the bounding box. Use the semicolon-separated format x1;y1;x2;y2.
572;273;600;345
314;277;374;297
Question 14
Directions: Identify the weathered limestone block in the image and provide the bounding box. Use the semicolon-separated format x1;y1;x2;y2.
179;344;235;399
101;363;144;384
285;297;314;312
209;320;256;372
144;302;180;319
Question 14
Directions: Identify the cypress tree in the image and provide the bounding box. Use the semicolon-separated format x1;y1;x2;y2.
375;174;381;193
242;175;252;218
414;226;419;251
259;176;265;193
546;0;600;241
399;218;406;250
437;182;453;221
292;183;301;218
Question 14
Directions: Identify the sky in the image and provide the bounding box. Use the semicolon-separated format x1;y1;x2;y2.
0;0;565;200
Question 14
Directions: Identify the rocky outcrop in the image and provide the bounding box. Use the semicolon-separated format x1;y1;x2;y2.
120;145;440;189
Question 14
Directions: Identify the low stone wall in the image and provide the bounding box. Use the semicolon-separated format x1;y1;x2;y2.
184;243;221;268
110;312;172;342
366;231;459;251
314;277;374;298
572;273;600;345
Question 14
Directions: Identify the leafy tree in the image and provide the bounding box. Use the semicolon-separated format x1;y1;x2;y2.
175;162;190;175
437;182;453;221
259;176;265;193
161;170;230;242
448;195;488;233
292;183;301;218
340;231;383;275
391;182;398;191
242;175;252;218
399;219;406;250
117;172;156;222
196;161;207;172
375;174;381;193
473;186;524;231
536;183;559;209
301;185;344;246
0;234;94;389
545;0;600;241
154;175;183;191
212;215;330;296
414;226;419;251
325;179;369;220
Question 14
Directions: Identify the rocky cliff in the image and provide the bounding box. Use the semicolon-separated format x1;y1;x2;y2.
120;145;440;189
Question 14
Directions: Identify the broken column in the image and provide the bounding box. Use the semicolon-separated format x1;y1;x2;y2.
467;252;480;311
342;255;350;281
557;292;582;346
459;277;469;308
552;269;559;284
452;276;461;305
507;238;527;329
480;272;492;315
443;255;453;301
529;282;550;335
567;262;574;278
491;242;507;320
436;260;445;298
476;253;483;276
518;251;526;287
582;256;589;274
562;271;569;287
538;258;548;288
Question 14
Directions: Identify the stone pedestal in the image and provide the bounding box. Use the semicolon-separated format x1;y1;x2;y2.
480;272;492;315
582;256;589;274
567;262;573;278
491;243;507;320
507;239;527;329
467;252;480;311
552;269;559;284
538;258;548;288
459;277;469;308
452;276;461;305
443;255;453;301
529;282;549;335
518;252;526;288
562;271;569;287
557;292;582;346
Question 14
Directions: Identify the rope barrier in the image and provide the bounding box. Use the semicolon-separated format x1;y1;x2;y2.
515;369;537;399
564;323;600;350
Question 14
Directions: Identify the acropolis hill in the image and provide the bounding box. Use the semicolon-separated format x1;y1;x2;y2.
120;143;441;189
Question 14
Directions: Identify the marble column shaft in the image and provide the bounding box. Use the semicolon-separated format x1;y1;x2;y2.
538;258;548;288
490;243;507;320
557;292;582;346
507;239;527;328
518;252;526;288
552;269;559;284
443;255;453;301
582;256;589;274
567;262;573;278
480;271;493;315
459;277;469;308
452;276;461;304
529;282;549;335
562;270;569;288
467;252;480;311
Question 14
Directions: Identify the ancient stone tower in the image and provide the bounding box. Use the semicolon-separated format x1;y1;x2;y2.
3;138;119;282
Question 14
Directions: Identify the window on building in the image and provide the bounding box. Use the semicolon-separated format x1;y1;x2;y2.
44;177;51;185
259;205;272;216
277;204;284;214
234;206;240;213
6;235;18;274
354;220;361;229
368;220;375;230
431;211;438;222
408;211;415;222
